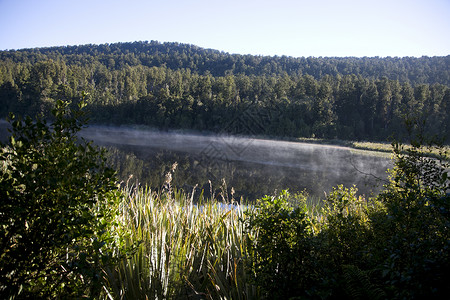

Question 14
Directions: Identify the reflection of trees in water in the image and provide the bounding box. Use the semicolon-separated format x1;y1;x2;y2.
104;145;288;200
103;143;389;201
105;145;268;200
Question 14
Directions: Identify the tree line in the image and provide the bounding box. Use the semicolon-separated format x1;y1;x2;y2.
1;41;449;141
2;41;449;85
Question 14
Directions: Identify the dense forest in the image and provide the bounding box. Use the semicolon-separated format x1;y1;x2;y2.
1;41;449;141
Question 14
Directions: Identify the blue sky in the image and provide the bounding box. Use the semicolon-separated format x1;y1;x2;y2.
0;0;449;57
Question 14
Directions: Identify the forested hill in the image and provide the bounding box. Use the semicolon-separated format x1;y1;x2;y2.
1;41;449;85
0;41;449;142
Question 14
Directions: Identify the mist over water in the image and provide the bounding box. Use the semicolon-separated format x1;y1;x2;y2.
0;121;393;199
80;126;393;200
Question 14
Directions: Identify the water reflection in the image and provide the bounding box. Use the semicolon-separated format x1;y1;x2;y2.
81;127;393;201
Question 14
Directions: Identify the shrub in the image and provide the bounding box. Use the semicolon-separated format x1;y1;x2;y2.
320;185;370;260
245;190;317;299
0;99;122;298
315;185;375;298
367;135;450;299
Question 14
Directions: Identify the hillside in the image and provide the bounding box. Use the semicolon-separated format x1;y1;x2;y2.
1;41;449;141
2;41;450;84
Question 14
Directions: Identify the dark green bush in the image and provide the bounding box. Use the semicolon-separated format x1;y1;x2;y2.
367;137;450;299
320;185;371;266
245;190;317;299
0;99;122;299
314;185;375;298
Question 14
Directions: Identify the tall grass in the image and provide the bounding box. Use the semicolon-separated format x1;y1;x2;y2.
102;179;259;299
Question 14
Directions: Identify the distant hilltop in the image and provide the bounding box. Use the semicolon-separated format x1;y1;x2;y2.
1;40;449;86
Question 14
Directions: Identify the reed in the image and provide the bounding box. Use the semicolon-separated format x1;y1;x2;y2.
102;181;259;299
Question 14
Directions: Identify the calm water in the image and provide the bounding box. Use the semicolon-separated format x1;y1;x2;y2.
80;126;393;201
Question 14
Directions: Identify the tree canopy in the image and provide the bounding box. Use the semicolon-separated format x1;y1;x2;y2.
1;41;449;142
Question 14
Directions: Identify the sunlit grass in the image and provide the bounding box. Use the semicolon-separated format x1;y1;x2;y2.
292;137;449;160
352;141;449;160
102;180;259;299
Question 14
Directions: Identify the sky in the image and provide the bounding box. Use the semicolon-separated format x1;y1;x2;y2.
0;0;449;57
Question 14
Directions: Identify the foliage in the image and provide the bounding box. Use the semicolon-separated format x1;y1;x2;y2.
341;265;386;300
312;185;375;298
319;185;371;266
366;130;450;299
102;178;258;299
1;57;449;298
243;129;449;299
245;190;318;298
244;186;377;299
0;99;122;298
1;41;449;142
1;41;449;85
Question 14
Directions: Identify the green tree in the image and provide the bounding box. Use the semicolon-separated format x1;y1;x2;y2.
368;126;450;299
361;81;379;136
375;77;392;132
0;98;122;298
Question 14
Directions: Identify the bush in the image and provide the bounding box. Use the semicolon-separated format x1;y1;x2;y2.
367;135;450;299
245;190;317;299
320;185;371;264
0;99;122;298
315;185;380;299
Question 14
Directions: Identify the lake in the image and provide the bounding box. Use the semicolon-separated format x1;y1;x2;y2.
80;126;393;201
